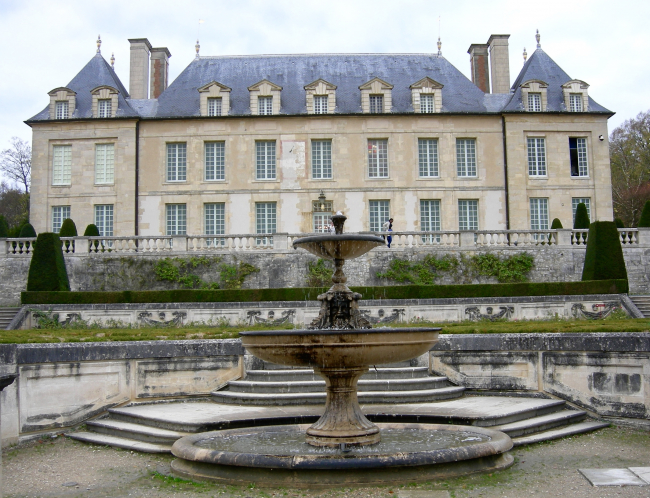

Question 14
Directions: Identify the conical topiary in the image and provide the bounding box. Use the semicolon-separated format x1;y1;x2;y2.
582;221;628;282
83;224;100;236
26;233;70;292
614;218;624;228
19;223;36;237
0;215;8;238
638;200;650;227
573;203;590;229
59;218;78;237
550;218;563;229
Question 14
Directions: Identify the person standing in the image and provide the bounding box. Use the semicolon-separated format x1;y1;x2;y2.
382;218;393;248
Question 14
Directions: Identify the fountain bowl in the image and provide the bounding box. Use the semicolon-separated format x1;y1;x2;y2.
292;233;385;260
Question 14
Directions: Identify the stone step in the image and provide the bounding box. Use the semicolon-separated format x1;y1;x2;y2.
510;420;610;447
493;409;587;438
0;307;20;329
211;385;466;406
85;418;192;444
245;366;431;382
66;431;172;453
108;408;209;434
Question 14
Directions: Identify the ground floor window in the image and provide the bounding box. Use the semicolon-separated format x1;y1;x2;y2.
529;198;549;231
256;202;276;246
420;199;441;243
166;204;187;235
369;200;390;232
204;203;225;246
52;205;70;233
571;198;591;225
458;200;478;231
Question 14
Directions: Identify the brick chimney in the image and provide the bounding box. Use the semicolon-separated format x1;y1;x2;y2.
487;34;511;94
150;47;171;99
468;44;490;93
128;38;152;99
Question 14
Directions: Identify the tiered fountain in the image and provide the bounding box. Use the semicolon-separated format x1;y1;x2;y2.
171;213;513;487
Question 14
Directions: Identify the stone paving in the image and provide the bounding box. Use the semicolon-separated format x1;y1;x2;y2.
580;468;650;486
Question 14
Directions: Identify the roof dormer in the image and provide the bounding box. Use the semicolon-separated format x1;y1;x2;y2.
248;79;282;115
520;79;548;112
359;77;393;114
198;81;232;117
48;87;76;119
90;85;119;118
304;79;337;114
562;80;589;112
410;77;444;113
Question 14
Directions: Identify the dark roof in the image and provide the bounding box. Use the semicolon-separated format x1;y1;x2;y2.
503;48;611;113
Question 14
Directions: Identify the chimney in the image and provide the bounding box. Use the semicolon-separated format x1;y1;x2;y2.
468;44;490;93
128;38;152;99
487;35;511;94
150;47;171;99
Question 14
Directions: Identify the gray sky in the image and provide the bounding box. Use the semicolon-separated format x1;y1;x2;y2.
1;0;648;186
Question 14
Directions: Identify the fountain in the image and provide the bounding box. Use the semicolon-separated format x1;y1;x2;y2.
171;213;513;487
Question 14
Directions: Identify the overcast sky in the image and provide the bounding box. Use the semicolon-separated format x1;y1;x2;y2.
1;0;648;186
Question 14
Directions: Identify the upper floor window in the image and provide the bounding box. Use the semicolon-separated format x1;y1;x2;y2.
569;94;583;112
528;93;541;112
95;144;114;184
569;138;588;177
258;96;273;115
359;78;392;114
420;94;435;113
456;139;477;177
305;79;337;115
55;101;69;119
256;141;276;180
205;142;225;181
166;143;187;182
52;145;72;185
90;85;118;118
410;77;443;114
562;80;589;112
520;80;548;112
313;96;328;115
52;205;70;233
198;81;231;117
248;80;282;116
367;139;388;178
312;140;332;179
48;87;76;120
369;200;390;232
98;99;112;118
458;200;478;231
166;204;187;235
418;139;439;177
369;95;384;114
207;98;222;117
527;138;547;177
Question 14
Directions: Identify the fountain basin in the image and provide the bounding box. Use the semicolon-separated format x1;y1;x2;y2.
292;233;385;260
171;423;514;487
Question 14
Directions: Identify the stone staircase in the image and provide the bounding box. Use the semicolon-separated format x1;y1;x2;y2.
629;296;650;317
0;308;20;330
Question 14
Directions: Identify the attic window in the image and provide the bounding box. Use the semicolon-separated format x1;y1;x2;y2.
369;95;384;114
55;101;69;119
359;78;393;114
528;93;541;112
313;96;328;114
562;80;589;112
49;87;76;120
259;96;273;115
409;77;443;114
569;94;583;112
98;99;112;118
304;79;336;115
90;85;118;118
520;80;548;112
208;98;222;117
420;95;435;113
248;80;282;116
198;81;231;117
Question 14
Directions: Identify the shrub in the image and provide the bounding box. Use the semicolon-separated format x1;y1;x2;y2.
614;218;624;229
306;259;334;287
573;203;590;229
0;215;8;237
59;219;78;237
26;233;70;292
19;223;36;237
550;218;563;229
582;221;628;282
638;200;650;227
83;224;100;236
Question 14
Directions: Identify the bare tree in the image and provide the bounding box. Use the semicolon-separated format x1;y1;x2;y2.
0;137;31;194
0;181;29;229
610;110;650;227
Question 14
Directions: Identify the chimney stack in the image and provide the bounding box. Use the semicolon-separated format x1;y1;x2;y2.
487;34;511;94
128;38;152;99
150;47;171;99
468;44;490;93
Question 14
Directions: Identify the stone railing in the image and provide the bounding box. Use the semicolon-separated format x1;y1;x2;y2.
2;228;647;257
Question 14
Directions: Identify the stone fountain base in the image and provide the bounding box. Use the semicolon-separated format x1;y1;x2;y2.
170;422;514;488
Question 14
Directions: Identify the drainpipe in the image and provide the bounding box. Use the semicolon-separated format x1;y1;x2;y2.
135;120;140;237
501;115;510;230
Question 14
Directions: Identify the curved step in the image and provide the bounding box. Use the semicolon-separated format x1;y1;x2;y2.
493;409;587;438
86;419;191;444
511;420;609;446
67;431;172;453
244;366;432;382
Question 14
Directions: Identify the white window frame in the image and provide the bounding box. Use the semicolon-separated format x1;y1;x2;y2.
311;140;332;179
527;138;547;177
458;200;478;231
368;139;388;178
52;206;70;233
369;200;390;232
95;144;114;184
166;204;187;235
420;199;441;243
98;99;112;118
528;93;541;112
256;202;276;246
572;198;591;224
456;139;477;177
166;143;187;182
313;95;328;115
52;145;72;185
420;94;435;113
255;141;276;180
258;96;273;116
204;202;225;246
205;142;225;181
569;94;583;112
418;139;439;178
569;137;589;177
313;213;331;233
55;101;69;119
94;204;114;237
207;97;222;117
529;198;549;231
369;95;384;114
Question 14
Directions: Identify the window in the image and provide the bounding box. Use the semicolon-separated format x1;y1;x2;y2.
94;205;114;237
256;202;276;246
55;101;69;119
52;145;72;185
458;200;478;231
369;95;383;113
420;199;441;243
313;213;331;233
369;200;390;232
312;140;332;179
207;97;222;117
95;144;114;184
529;198;549;231
258;96;273;115
204;203;225;246
166;143;187;182
528;93;541;112
314;95;328;114
569;138;588;177
205;142;225;181
256;141;276;180
569;94;583;112
368;139;388;178
52;206;70;233
456;139;477;177
572;198;591;223
166;204;187;235
98;99;112;118
420;94;435;113
418;139;439;177
527;138;547;176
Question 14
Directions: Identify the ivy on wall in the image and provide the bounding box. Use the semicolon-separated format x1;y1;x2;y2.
306;259;334;287
153;256;260;290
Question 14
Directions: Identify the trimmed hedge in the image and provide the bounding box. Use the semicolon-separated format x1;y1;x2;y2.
638;200;650;228
550;218;563;229
59;219;78;237
19;223;36;237
83;224;100;236
573;203;590;229
0;215;8;237
22;279;629;305
26;233;70;292
582;221;628;281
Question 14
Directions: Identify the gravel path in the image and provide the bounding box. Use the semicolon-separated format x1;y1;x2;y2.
3;425;649;498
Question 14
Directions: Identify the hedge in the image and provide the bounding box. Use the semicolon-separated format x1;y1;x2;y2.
582;222;628;281
21;279;629;305
26;233;70;292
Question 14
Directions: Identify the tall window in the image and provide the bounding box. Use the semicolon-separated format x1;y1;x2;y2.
258;96;273;115
420;94;435;113
98;99;112;118
418;139;439;177
313;213;330;233
166;204;187;235
256;202;276;246
528;93;541;112
569;94;583;112
55;101;69;119
311;140;332;179
256;141;276;180
52;145;72;185
205;142;225;181
314;95;328;114
569;138;588;177
456;139;477;177
95;144;114;184
458;200;478;231
94;205;114;237
369;200;390;232
527;138;547;176
52;206;70;233
368;139;388;178
369;95;383;113
572;198;591;224
207;97;222;117
204;203;225;246
529;198;549;231
420;199;441;243
166;143;187;182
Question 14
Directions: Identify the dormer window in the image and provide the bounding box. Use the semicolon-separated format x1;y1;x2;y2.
90;86;118;118
198;81;231;117
55;101;69;119
359;78;393;114
410;77;443;114
258;96;273;115
98;99;112;118
304;79;337;115
520;80;548;112
313;96;328;114
528;93;541;112
420;94;435;113
369;95;384;114
48;87;76;120
569;94;583;112
207;97;222;117
562;80;589;112
248;80;282;116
